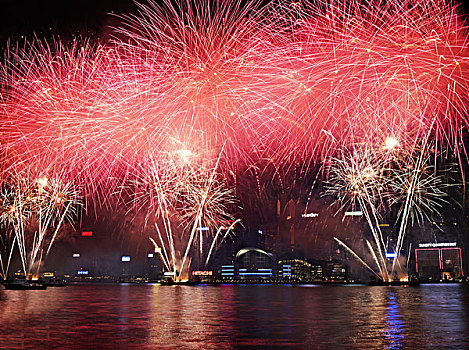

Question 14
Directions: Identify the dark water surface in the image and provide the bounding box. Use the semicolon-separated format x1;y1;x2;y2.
0;283;468;349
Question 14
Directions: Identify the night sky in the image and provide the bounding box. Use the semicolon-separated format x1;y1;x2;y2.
0;0;138;44
2;0;469;42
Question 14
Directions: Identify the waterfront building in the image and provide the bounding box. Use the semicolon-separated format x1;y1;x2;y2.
258;224;282;257
234;247;277;280
220;264;235;279
278;259;312;281
415;242;463;281
324;261;347;281
311;264;324;280
144;252;161;281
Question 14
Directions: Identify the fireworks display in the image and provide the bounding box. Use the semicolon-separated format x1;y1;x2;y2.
124;144;237;280
1;0;469;280
0;170;80;278
324;143;452;280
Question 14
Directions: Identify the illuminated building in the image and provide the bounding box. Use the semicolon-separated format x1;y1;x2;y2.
144;252;161;281
324;261;347;281
278;259;312;281
74;268;90;281
415;242;463;281
258;224;281;256
234;247;276;280
311;265;323;280
121;255;131;277
191;270;213;282
220;264;235;279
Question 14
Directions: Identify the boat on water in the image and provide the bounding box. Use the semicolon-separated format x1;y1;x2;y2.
3;279;47;290
160;279;199;286
42;279;67;287
368;280;420;286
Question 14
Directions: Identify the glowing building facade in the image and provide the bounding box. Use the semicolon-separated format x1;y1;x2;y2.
278;259;312;281
415;242;463;281
235;247;276;280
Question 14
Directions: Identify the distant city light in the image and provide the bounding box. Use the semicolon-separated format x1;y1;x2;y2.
77;270;89;275
221;265;234;276
344;211;363;217
238;271;272;276
147;253;154;258
258;230;263;234
121;256;131;262
72;253;80;258
164;271;176;276
386;252;397;258
301;212;319;218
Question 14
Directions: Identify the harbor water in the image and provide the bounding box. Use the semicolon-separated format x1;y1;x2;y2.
0;283;468;349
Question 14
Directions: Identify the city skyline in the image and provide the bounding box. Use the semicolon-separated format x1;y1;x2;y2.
1;0;469;282
1;1;469;349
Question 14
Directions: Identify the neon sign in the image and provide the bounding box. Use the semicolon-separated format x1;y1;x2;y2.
344;211;363;217
301;212;319;218
418;242;456;248
192;271;213;276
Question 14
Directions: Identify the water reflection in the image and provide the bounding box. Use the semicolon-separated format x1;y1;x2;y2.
0;284;468;349
384;291;405;349
420;284;468;348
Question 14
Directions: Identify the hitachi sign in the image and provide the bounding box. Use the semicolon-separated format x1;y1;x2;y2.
192;271;213;276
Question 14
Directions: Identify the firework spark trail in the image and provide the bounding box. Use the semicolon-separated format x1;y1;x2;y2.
0;183;19;278
0;170;80;276
149;236;170;271
358;195;389;281
1;0;468;183
0;173;31;275
205;218;241;268
334;237;380;278
366;239;385;279
126;143;236;280
389;153;450;275
325;142;451;280
0;235;16;279
0;0;468;275
178;142;229;277
325;146;391;280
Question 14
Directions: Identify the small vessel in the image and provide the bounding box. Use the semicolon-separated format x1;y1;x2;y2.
160;278;199;286
43;278;67;287
3;279;47;290
368;280;420;286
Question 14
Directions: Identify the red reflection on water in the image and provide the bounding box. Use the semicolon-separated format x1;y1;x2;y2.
0;284;467;349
